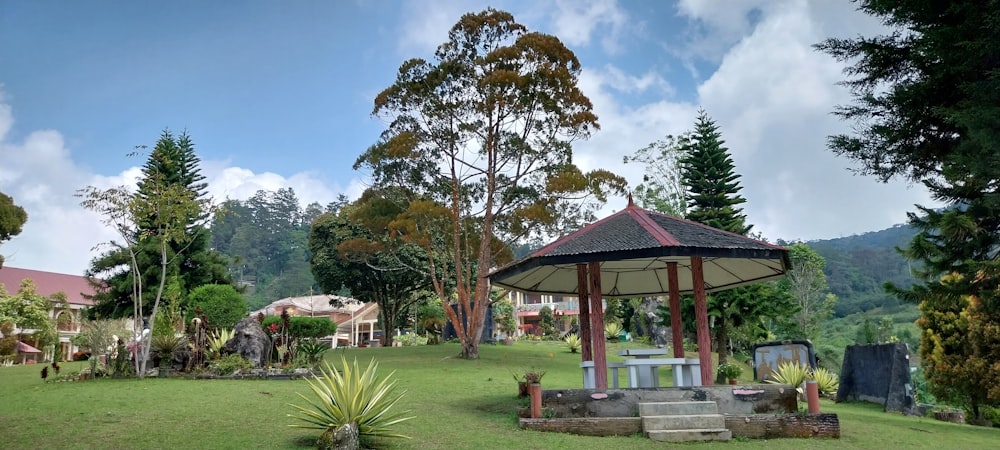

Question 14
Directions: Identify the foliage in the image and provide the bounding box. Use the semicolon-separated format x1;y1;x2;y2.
603;321;623;342
150;334;187;364
491;297;517;336
811;367;840;396
0;191;27;269
73;319;130;355
288;357;413;446
397;332;428;346
624;134;687;216
0;321;15;357
563;333;581;353
212;353;252;375
537;306;556;337
415;298;445;342
817;0;1000;422
308;199;430;346
0;279;64;347
778;243;837;339
78;131;226;377
716;362;742;380
185;284;247;331
82;130;233;319
765;361;810;392
211;188;332;310
510;368;546;384
680;110;750;234
295;339;328;366
357;8;626;359
207;327;234;359
261;316;338;339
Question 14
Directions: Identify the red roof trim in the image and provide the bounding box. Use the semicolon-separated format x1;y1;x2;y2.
627;204;680;247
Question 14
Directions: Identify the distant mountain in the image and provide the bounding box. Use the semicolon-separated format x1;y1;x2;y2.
804;224;920;317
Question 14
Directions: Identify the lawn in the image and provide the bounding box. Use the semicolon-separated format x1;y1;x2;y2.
1;341;997;449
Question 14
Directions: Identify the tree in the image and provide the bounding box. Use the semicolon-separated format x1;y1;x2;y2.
624;134;688;216
817;0;1000;421
186;284;248;331
0;191;28;269
0;279;65;351
84;130;232;319
356;8;626;359
780;243;837;339
680;110;750;235
79;131;218;376
678;110;758;377
308;193;431;346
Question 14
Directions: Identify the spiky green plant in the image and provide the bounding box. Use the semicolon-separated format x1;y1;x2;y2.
563;333;581;353
207;328;234;359
296;339;328;365
810;367;840;395
288;356;413;446
765;361;810;393
604;322;623;341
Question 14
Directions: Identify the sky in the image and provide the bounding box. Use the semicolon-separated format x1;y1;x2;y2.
0;0;937;276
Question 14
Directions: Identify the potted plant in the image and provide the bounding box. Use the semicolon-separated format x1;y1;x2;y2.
512;369;546;397
717;362;743;384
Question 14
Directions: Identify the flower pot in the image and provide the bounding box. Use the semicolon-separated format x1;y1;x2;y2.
518;381;529;398
729;379;738;385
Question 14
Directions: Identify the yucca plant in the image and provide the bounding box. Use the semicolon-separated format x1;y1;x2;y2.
604;322;624;342
810;367;840;396
288;356;413;448
297;339;328;365
150;334;187;367
207;328;234;359
765;360;810;393
563;333;581;353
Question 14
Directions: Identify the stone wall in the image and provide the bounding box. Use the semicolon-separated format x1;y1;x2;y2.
836;343;914;413
540;384;797;418
725;413;840;438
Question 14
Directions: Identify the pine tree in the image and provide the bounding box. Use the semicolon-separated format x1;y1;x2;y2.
678;110;772;379
86;130;232;319
818;0;1000;421
680;110;750;235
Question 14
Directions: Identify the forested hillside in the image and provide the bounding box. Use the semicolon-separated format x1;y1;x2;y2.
805;224;917;317
210;188;337;310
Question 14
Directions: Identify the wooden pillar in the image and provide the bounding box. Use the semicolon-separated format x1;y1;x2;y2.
691;256;713;386
577;264;592;362
667;262;685;358
588;261;608;389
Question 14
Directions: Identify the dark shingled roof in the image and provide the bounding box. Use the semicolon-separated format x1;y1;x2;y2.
490;200;791;297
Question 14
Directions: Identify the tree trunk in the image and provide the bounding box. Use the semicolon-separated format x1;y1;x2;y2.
460;338;479;359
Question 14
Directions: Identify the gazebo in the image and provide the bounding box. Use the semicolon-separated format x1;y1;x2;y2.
490;198;791;388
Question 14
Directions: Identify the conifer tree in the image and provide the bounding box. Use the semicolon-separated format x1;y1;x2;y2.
680;110;750;235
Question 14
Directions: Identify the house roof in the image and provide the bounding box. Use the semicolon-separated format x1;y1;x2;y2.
249;294;365;318
490;198;791;297
0;266;97;306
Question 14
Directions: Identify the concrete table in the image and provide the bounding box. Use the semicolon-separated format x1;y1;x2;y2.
618;348;669;388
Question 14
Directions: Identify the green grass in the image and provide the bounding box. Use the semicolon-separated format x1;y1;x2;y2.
1;341;997;449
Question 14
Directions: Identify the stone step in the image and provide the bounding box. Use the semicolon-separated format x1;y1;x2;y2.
647;428;732;443
638;401;719;416
642;413;726;431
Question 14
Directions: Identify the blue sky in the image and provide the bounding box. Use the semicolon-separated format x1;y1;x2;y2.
0;0;936;275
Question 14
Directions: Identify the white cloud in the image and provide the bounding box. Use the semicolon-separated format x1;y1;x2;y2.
0;95;361;275
551;0;629;54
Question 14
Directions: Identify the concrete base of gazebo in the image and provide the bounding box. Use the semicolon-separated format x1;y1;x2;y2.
517;384;839;440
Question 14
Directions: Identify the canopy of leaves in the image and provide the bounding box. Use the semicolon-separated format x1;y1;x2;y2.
624;134;687;216
679;110;750;235
0;279;64;346
261;315;337;339
0;192;27;269
778;243;837;339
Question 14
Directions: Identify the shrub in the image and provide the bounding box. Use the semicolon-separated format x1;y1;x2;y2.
765;361;810;393
212;354;252;375
186;284;248;331
150;334;187;366
604;322;623;342
261;316;338;339
288;357;413;448
811;367;840;395
398;332;428;346
207;328;234;359
563;333;581;353
716;362;743;380
296;339;328;365
72;351;91;361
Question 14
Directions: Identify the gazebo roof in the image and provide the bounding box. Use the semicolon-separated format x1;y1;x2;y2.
490;200;791;297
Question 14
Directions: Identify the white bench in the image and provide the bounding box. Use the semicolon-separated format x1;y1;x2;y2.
580;361;628;389
622;358;702;388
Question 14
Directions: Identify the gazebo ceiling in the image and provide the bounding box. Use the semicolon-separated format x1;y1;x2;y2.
490;201;791;297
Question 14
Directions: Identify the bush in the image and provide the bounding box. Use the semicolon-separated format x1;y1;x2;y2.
811;367;840;395
289;357;413;447
261;316;338;339
187;284;248;331
604;322;623;342
716;362;743;380
398;332;428;346
563;334;581;353
212;354;252;375
72;351;91;361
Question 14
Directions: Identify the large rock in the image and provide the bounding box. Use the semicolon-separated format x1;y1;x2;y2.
222;318;270;367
